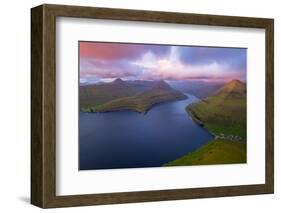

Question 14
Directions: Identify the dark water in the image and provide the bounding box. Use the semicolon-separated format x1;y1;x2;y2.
79;94;214;170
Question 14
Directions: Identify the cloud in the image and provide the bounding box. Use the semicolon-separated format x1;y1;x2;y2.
178;46;247;70
80;42;170;61
79;42;246;82
80;58;142;79
134;57;242;81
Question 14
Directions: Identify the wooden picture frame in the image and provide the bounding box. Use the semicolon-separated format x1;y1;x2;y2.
31;4;274;208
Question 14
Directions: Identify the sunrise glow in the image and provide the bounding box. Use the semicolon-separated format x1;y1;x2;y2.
79;42;246;84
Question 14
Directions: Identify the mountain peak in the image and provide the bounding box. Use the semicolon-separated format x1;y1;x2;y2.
153;80;171;90
224;79;246;91
214;79;246;98
114;78;124;83
228;79;244;87
111;78;132;89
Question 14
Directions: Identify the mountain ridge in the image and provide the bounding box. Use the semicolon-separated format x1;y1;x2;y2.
152;80;172;90
212;79;246;99
79;79;137;110
186;79;247;140
89;79;187;113
165;79;247;166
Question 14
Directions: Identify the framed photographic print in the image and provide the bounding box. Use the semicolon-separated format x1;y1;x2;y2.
31;4;274;208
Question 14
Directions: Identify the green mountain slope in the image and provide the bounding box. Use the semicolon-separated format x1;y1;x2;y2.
187;79;247;140
93;80;187;113
80;78;138;111
164;80;247;167
165;139;246;166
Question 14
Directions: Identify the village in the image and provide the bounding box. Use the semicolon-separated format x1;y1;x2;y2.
215;133;243;142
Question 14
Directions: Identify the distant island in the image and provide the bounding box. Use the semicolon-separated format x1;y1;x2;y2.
165;80;247;166
80;78;187;113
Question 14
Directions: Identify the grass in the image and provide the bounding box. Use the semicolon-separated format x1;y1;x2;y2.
187;97;246;140
79;80;137;110
164;139;246;166
80;79;187;113
164;80;247;166
89;88;187;113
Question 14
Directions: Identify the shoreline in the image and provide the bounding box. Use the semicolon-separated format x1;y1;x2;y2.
186;106;244;142
186;106;216;138
82;94;188;114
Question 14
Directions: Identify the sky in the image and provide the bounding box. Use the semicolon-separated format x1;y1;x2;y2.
79;42;246;84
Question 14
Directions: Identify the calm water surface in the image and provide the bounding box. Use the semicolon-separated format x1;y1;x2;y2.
79;94;214;170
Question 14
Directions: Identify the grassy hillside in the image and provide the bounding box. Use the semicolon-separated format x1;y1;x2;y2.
187;79;247;140
164;80;247;167
80;78;138;111
165;139;246;166
91;81;187;113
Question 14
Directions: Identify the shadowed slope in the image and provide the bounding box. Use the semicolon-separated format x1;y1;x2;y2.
80;78;138;111
93;80;187;113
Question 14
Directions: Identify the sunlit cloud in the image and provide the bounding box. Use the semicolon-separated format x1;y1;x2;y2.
79;42;246;83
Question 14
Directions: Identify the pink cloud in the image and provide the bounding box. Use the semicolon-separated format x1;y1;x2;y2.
79;43;246;82
80;42;142;60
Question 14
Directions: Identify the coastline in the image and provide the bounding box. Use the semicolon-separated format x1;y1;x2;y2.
186;106;217;137
82;94;188;114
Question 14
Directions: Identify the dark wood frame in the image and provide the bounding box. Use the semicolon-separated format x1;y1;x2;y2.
31;4;274;208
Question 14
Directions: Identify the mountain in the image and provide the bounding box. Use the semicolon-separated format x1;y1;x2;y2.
153;80;172;90
213;79;246;99
164;79;247;167
79;78;137;111
127;80;156;92
168;80;225;98
187;79;247;140
92;80;187;113
113;78;126;85
165;139;246;166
